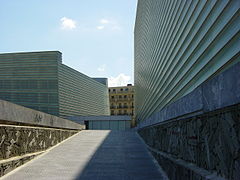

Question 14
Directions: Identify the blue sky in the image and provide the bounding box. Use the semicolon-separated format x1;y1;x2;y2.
0;0;137;86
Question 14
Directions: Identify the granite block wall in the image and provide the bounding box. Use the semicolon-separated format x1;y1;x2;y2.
138;104;240;180
0;152;42;177
0;124;78;177
0;125;78;160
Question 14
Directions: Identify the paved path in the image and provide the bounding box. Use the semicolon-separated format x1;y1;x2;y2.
1;130;166;180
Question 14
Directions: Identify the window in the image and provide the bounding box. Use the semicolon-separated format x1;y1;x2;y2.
113;89;116;92
119;103;122;108
124;95;127;99
124;110;127;115
111;110;114;115
120;88;123;91
111;96;114;99
111;103;115;108
109;89;111;92
125;88;128;91
119;95;122;98
118;110;122;115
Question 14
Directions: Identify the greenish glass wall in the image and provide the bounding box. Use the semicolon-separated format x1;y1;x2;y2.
134;0;240;123
0;51;60;116
0;51;110;118
58;64;110;118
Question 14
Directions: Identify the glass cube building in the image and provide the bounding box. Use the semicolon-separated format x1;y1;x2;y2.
0;51;110;117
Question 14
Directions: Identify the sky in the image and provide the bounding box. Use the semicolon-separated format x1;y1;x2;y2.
0;0;137;87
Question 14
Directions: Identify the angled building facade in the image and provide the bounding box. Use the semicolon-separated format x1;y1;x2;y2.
134;1;240;179
0;51;110;118
134;0;240;123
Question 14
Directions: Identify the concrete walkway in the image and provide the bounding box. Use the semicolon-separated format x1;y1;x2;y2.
1;130;167;180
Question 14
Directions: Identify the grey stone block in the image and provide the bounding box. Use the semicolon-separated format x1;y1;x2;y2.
202;62;240;112
0;100;83;130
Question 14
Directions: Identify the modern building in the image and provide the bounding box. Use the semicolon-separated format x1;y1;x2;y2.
134;0;240;124
0;51;110;118
134;1;240;179
69;115;131;130
109;84;135;126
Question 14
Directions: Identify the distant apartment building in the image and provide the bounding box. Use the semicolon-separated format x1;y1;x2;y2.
109;84;135;125
0;51;110;118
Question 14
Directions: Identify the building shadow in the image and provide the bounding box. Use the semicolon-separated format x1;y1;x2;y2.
74;130;164;180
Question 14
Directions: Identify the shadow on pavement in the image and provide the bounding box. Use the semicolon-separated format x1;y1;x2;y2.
75;130;165;180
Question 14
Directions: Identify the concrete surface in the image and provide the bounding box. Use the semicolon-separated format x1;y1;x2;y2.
0;100;83;130
1;130;167;180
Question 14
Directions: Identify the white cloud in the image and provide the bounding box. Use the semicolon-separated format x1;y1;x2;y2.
97;25;105;30
96;18;121;31
108;73;131;87
97;64;106;72
100;19;109;24
60;17;76;30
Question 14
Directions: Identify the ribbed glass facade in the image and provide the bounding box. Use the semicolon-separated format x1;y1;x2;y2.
59;64;110;117
0;51;110;117
134;0;240;123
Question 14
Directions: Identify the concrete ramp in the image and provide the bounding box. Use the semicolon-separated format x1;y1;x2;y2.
1;130;167;180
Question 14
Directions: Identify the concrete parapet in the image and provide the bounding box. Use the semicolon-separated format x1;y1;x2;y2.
0;100;84;130
0;95;83;177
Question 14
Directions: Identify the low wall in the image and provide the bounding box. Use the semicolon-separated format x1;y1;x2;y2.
137;63;240;180
0;100;83;177
0;125;78;160
0;124;78;177
138;104;240;180
0;100;84;130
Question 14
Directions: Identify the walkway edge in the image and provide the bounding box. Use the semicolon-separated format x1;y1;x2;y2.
0;131;83;179
137;132;226;180
136;132;169;180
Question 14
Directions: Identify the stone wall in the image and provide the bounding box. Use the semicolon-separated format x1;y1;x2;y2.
0;124;78;177
138;104;240;180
